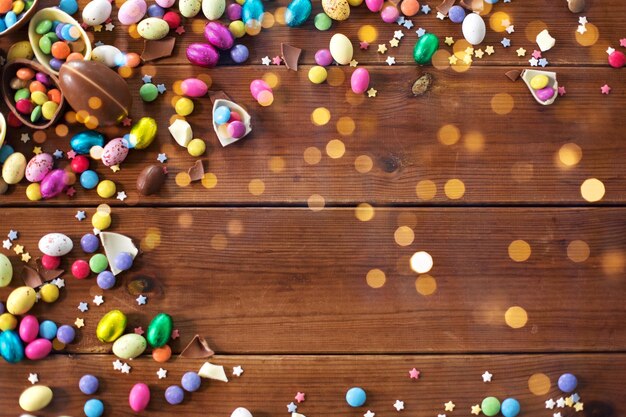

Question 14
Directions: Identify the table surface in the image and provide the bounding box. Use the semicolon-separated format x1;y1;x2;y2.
1;0;625;416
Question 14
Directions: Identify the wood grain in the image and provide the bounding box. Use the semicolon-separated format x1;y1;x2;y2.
2;354;624;416
1;207;624;353
1;66;624;206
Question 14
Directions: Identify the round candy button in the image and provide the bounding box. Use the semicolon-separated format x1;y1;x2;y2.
558;373;577;393
84;398;104;417
72;260;90;279
79;374;99;395
81;234;100;253
97;271;116;290
346;387;366;407
165;385;185;405
501;398;520;417
181;372;201;392
89;253;108;273
481;397;501;417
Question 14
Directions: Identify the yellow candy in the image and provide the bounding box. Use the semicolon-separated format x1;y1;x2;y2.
235;0;244;4
6;286;36;315
0;313;17;331
229;20;245;38
347;0;363;5
31;91;48;106
96;180;116;198
96;309;128;342
40;283;60;303
187;138;206;156
129;117;157;149
530;74;549;90
41;101;58;120
7;41;34;62
12;0;25;14
92;211;112;230
26;183;42;201
308;66;328;84
175;97;194;116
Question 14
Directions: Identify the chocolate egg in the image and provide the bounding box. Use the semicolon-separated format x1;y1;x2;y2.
137;164;166;195
58;60;132;126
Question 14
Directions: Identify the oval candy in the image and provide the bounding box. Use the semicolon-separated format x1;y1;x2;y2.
118;0;147;24
241;0;263;23
38;233;73;256
146;312;173;348
101;138;129;166
0;329;24;363
413;32;439;64
19;315;39;343
25;153;54;182
351;68;370;94
137;17;170;40
137;164;166;195
91;45;124;67
179;0;202;17
329;33;353;65
129;383;151;412
128;117;157;149
40;169;68;199
70;130;105;154
82;0;112;26
186;42;219;67
202;0;225;20
204;22;234;50
19;385;53;412
0;253;12;287
96;309;127;343
286;0;312;27
25;338;53;360
321;0;349;20
2;152;26;184
462;12;486;45
181;78;208;97
6;286;37;315
112;333;147;359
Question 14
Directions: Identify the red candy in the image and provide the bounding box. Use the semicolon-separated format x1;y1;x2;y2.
7;111;23;127
15;99;33;115
41;255;61;270
162;11;181;29
608;50;626;69
71;259;90;279
71;155;90;173
228;112;242;122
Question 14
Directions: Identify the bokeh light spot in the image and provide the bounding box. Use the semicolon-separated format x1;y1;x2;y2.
505;306;528;329
508;240;531;262
416;180;437;200
567;240;590;263
307;194;326;211
304;147;322;165
366;268;386;288
354;155;373;173
355;203;375;222
410;251;433;274
394;226;415;247
528;373;551;395
311;107;331;126
580;178;605;202
444;179;465;199
438;124;461;145
557;143;582;167
415;274;437;296
248;179;265;195
491;93;514;115
326;139;346;159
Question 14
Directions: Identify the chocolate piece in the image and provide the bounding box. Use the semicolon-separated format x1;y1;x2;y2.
280;43;302;71
411;73;433;96
141;37;176;62
208;90;231;105
505;70;521;82
436;0;455;15
567;0;585;13
22;266;44;288
180;335;215;358
137;164;167;196
58;60;132;126
188;160;205;182
460;0;483;11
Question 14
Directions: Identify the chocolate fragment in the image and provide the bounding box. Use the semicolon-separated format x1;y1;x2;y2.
209;90;231;105
188;160;205;182
280;43;302;71
505;70;521;82
411;73;433;96
180;334;215;358
460;0;483;12
436;0;455;15
567;0;585;13
22;266;44;288
141;37;176;62
35;258;65;282
137;164;167;196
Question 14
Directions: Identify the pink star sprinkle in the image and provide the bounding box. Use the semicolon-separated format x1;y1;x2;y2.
558;86;566;96
409;368;420;379
295;392;306;403
122;118;132;126
171;329;180;339
175;26;185;35
272;56;282;65
532;50;542;59
162;166;169;174
621;38;626;48
134;327;144;335
66;187;76;197
601;84;611;94
67;150;77;159
360;41;369;50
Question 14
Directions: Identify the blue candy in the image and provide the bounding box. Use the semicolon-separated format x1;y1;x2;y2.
39;320;58;340
81;233;100;253
346;387;366;407
242;0;263;23
484;0;499;3
84;398;104;417
165;385;185;405
59;0;79;15
501;398;520;417
71;130;105;154
97;271;116;290
114;252;133;271
0;144;14;163
61;24;79;41
181;372;201;392
0;19;6;32
558;373;578;393
5;12;17;28
448;5;465;23
285;0;311;27
147;4;165;17
0;330;24;363
213;106;231;124
80;170;99;189
79;375;99;395
230;44;249;64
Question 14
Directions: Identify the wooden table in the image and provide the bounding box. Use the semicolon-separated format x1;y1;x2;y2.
1;0;625;415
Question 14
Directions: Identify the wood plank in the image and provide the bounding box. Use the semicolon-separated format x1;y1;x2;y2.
1;207;625;353
1;354;624;416
0;0;621;66
1;66;624;206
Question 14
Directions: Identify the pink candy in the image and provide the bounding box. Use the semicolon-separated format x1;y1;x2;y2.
250;79;272;100
40;169;68;199
19;315;39;343
536;86;556;102
380;5;399;23
351;68;370;94
365;0;383;12
101;138;129;167
608;50;626;69
186;43;219;67
129;383;151;412
25;153;54;182
315;49;333;67
180;78;208;97
204;22;234;50
15;98;33;115
227;121;246;139
25;338;52;360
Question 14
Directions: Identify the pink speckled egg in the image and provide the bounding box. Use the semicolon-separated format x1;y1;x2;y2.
25;153;54;183
101;138;129;167
118;0;147;25
38;233;73;257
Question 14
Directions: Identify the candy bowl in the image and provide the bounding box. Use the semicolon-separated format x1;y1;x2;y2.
28;7;92;75
521;69;559;106
212;99;252;147
0;0;40;38
0;112;5;148
1;59;66;129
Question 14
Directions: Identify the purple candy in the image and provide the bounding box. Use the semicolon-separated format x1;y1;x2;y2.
0;301;4;314
204;21;234;50
57;325;76;344
230;44;249;63
79;374;99;395
81;233;100;253
165;385;184;405
227;121;246;139
49;58;64;71
181;372;201;392
448;5;465;23
55;23;65;39
97;271;116;290
40;169;68;199
186;43;219;67
36;72;51;86
114;252;133;271
226;3;242;20
147;4;165;17
314;49;333;66
536;86;556;102
380;5;399;23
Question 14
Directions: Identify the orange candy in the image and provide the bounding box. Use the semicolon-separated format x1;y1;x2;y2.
152;345;172;362
47;89;62;104
16;68;35;81
29;81;47;93
125;52;141;68
0;0;12;13
400;0;419;16
51;42;71;60
66;52;84;62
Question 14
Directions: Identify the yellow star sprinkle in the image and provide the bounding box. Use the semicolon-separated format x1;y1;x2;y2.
565;397;574;407
110;164;121;173
474;49;484;58
33;147;42;155
516;47;527;57
75;318;85;328
471;405;481;415
463;54;473;64
448;55;458;65
444;401;455;412
444;36;454;46
367;88;377;98
377;44;387;54
13;244;24;255
485;45;495;55
389;38;399;47
93;25;103;32
349;59;358;67
464;46;474;56
21;253;31;262
574;402;584;412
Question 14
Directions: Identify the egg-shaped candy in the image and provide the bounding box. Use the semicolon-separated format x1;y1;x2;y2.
25;338;53;360
285;0;312;27
202;0;225;19
138;17;170;40
0;253;12;287
101;138;129;167
129;383;151;412
2;152;26;184
128;117;157;149
204;22;234;50
413;33;439;64
70;131;105;155
400;0;419;16
186;43;219;67
92;45;124;67
25;153;54;183
241;0;263;23
351;68;370;94
181;78;209;97
146;313;173;348
462;12;486;45
96;309;127;342
0;330;24;363
250;79;272;100
156;0;175;6
19;315;39;343
118;0;147;24
321;0;349;20
19;385;53;412
40;169;68;199
179;0;202;17
6;286;37;315
329;33;353;65
112;333;147;359
82;0;112;26
365;0;383;12
38;233;73;256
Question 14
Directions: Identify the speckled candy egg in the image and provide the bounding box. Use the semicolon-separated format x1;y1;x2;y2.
329;33;353;65
82;0;113;26
179;0;202;17
138;17;170;40
321;0;350;21
202;0;225;20
118;0;147;25
101;138;129;167
181;78;208;97
25;153;54;183
0;253;12;287
38;233;73;257
112;333;147;359
204;22;234;50
92;45;124;67
6;286;37;315
40;169;69;199
186;43;219;67
2;152;26;184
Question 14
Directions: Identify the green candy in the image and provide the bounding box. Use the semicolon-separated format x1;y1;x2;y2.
35;19;52;35
481;397;501;417
413;33;439;65
14;88;30;102
30;106;42;123
89;253;109;273
146;313;173;348
314;13;332;31
38;33;58;55
139;83;159;102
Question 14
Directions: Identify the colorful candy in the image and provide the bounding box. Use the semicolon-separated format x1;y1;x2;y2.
462;12;486;45
329;33;353;65
96;310;127;342
351;68;370;94
0;253;12;287
19;385;53;412
346;387;366;407
129;383;151;412
413;33;439;64
146;312;173;348
112;333;147;359
285;0;311;27
186;42;219;67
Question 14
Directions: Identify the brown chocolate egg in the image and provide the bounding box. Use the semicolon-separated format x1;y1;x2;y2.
137;165;167;196
58;60;132;126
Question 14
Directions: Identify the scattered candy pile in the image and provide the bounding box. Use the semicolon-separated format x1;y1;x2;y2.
0;0;34;33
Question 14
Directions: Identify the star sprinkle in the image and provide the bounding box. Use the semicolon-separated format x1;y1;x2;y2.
52;278;65;288
553;413;562;417
516;47;526;56
53;149;63;159
75;318;85;328
571;393;580;403
121;363;131;374
136;295;147;305
601;84;611;94
367;88;377;98
438;415;446;417
349;59;359;67
389;38;399;48
565;397;574;407
28;373;39;384
142;74;152;84
8;230;18;240
295;392;305;403
13;244;24;254
75;211;86;221
606;46;616;55
21;133;30;143
465;47;474;56
33;146;42;155
110;164;120;173
157;84;166;94
409;368;420;379
556;398;566;408
396;16;405;25
506;25;515;34
421;4;430;13
529;57;539;67
403;20;413;29
113;360;123;370
501;38;511;47
122;118;132;126
233;366;244;377
444;401;455;412
105;22;115;31
538;58;549;67
394;30;404;40
532;50;542;59
171;329;180;339
474;49;484;59
94;41;104;47
577;25;587;35
482;371;492;382
364;411;375;417
93;295;104;306
157;153;168;163
485;45;495;55
574;402;584;412
546;399;556;409
436;11;446;20
272;56;282;65
463;54;473;64
578;16;587;25
2;240;11;250
117;191;127;201
444;37;454;46
134;327;144;335
393;400;404;411
93;24;102;32
471;405;481;415
377;44;387;54
261;56;271;66
21;253;31;262
67;150;76;159
386;56;396;65
620;38;626;47
415;28;426;37
175;25;185;35
287;402;298;413
501;18;510;27
66;186;75;197
360;41;369;50
78;302;89;312
157;368;168;379
448;55;458;65
93;228;101;236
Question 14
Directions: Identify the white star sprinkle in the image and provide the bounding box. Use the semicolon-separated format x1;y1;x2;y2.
20;133;30;143
233;366;244;377
117;191;127;201
78;302;89;312
2;239;11;250
393;30;404;40
546;399;556;409
28;373;39;384
364;411;375;417
436;11;446;20
393;400;404;411
121;363;131;373
556;398;565;408
578;16;587;25
482;371;493;382
75;211;86;221
156;153;167;163
52;278;65;288
113;359;123;370
157;368;168;379
136;295;147;305
261;56;271;66
385;56;396;65
93;295;104;306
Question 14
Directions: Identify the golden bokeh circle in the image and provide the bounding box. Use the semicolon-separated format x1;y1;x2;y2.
410;251;433;274
567;240;590;263
248;179;265;195
33;131;46;143
444;179;465;199
366;268;386;288
416;180;437;200
354;155;373;174
437;124;461;146
431;49;451;70
355;203;375;222
308;194;326;211
575;23;599;46
326;139;346;159
463;131;485;152
88;96;102;110
505;306;528;329
358;24;378;43
263;72;280;89
580;178;605;202
557;143;582;167
201;173;218;189
178;212;193;228
601;250;625;276
525;20;547;42
227;219;244;236
196;73;212;88
175;172;191;187
211;234;228;250
489;11;511;32
274;7;286;24
172;80;184;95
261;12;275;29
268;156;286;173
415;274;437;296
327;67;345;86
394;226;415;247
304;147;322;165
528;373;551;396
491;93;514;115
311;107;331;126
508;240;531;262
55;124;69;137
336;116;356;136
191;19;205;34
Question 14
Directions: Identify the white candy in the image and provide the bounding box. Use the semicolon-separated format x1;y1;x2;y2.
462;13;486;45
231;408;253;417
92;45;124;67
82;0;112;26
198;362;229;382
38;233;73;257
168;119;193;147
536;29;556;52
